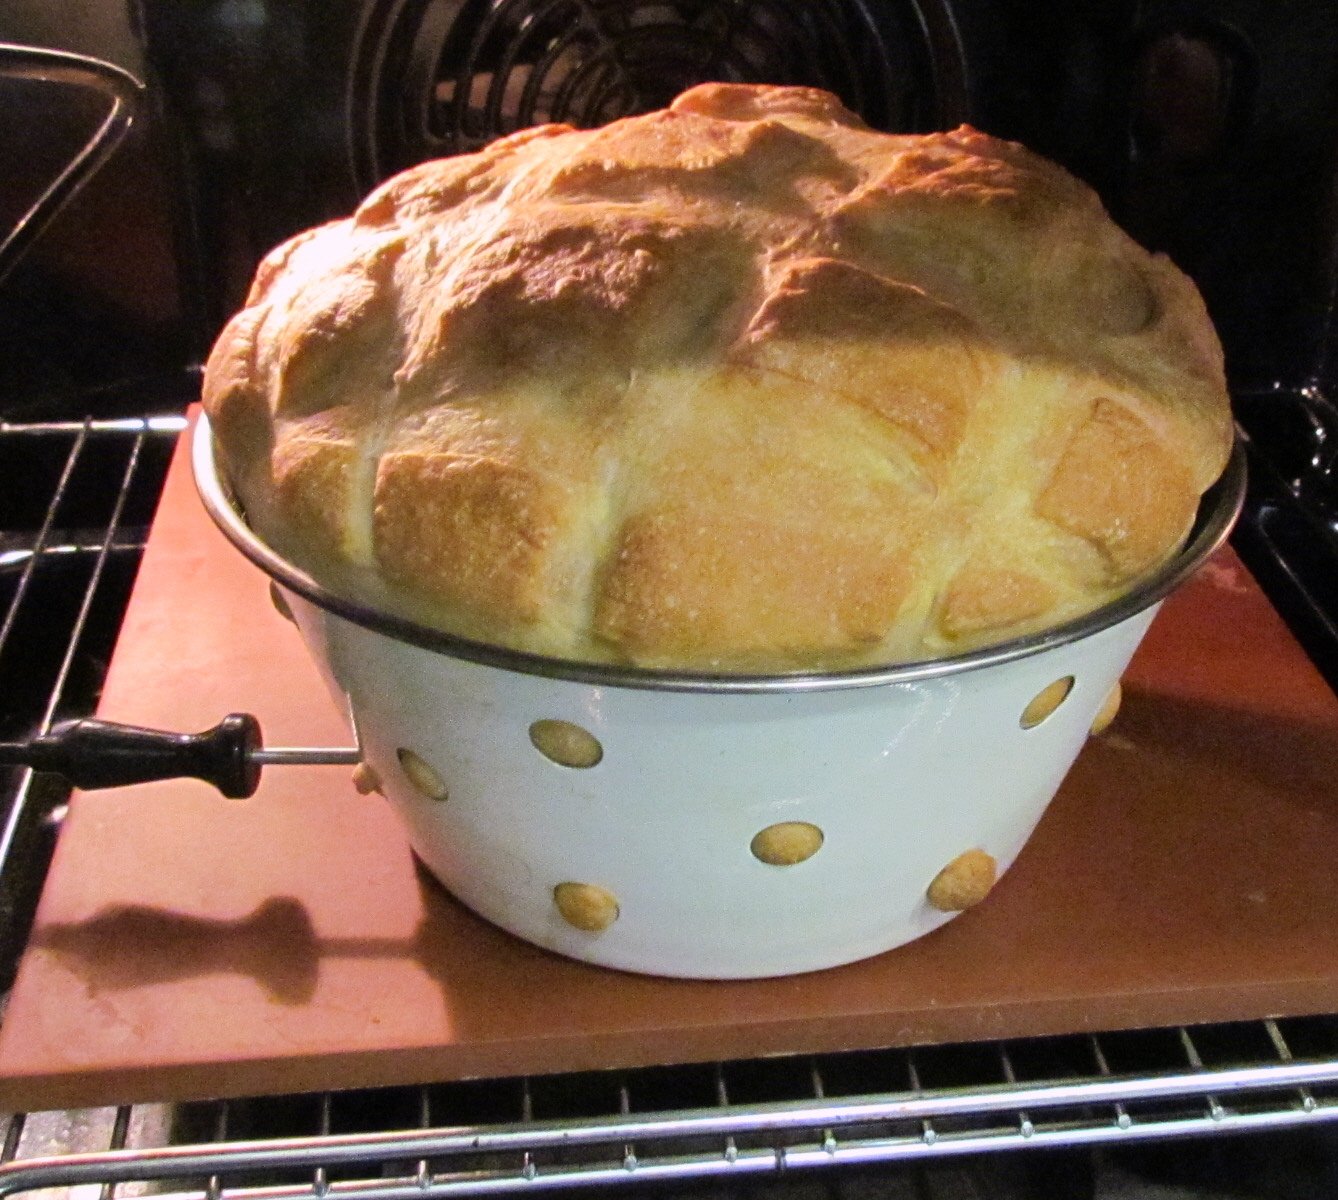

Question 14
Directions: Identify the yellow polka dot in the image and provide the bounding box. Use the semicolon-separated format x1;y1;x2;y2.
1021;676;1074;729
397;748;448;801
926;849;997;912
351;762;383;795
1090;681;1122;735
553;882;619;932
529;719;603;768
750;822;824;866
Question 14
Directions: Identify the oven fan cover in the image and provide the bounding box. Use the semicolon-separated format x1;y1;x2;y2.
349;0;972;191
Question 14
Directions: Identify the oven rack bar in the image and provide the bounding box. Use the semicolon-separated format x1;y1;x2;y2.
0;416;189;436
0;414;186;972
3;1020;1338;1198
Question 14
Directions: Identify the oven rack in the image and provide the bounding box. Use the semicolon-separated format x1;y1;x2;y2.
4;1018;1338;1199
3;394;1338;1197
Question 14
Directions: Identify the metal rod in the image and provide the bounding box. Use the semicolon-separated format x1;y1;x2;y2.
1090;1033;1133;1130
715;1062;738;1165
205;1100;229;1200
617;1081;635;1172
810;1058;837;1156
0;423;108;895
1;1062;1337;1198
0;44;143;288
0;1115;23;1167
998;1044;1035;1139
98;1108;133;1200
1266;1019;1318;1113
13;1096;1336;1200
313;1094;333;1198
1179;1027;1226;1122
0;416;187;436
250;748;363;767
414;1087;432;1189
6;1054;1331;1175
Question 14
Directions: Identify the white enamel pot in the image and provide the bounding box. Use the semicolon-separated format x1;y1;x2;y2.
194;418;1245;980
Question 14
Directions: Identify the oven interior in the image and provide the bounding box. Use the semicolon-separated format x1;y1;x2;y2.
2;1;1338;1196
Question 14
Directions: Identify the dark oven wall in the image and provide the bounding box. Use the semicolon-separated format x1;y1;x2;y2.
1101;1;1338;393
0;4;192;416
978;1;1338;392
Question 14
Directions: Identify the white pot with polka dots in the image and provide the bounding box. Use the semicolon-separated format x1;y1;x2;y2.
283;588;1152;979
195;419;1244;980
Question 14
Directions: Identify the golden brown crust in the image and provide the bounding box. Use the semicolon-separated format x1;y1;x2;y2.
372;404;603;640
595;503;912;668
938;565;1058;640
670;82;871;128
1036;397;1199;576
738;258;982;481
270;413;363;563
203;85;1233;672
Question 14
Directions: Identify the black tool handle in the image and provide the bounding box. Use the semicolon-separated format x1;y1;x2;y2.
0;714;263;798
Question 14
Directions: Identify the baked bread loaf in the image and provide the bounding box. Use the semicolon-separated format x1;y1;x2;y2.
203;83;1233;672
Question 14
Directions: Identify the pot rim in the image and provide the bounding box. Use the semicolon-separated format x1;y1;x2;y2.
192;414;1246;694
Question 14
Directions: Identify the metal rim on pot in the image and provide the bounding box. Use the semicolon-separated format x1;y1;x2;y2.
192;415;1246;694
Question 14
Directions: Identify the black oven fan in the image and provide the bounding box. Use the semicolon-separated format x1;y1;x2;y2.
348;0;976;192
137;0;992;329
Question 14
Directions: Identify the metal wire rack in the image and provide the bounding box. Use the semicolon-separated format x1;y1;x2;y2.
0;411;184;989
3;396;1338;1198
5;1018;1338;1198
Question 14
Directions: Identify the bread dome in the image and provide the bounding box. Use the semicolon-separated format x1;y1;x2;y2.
203;83;1233;672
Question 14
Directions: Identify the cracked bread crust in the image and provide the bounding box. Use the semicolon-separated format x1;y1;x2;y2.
203;83;1232;672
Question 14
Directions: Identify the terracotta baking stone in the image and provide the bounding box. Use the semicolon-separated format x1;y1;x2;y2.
2;416;1337;1113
